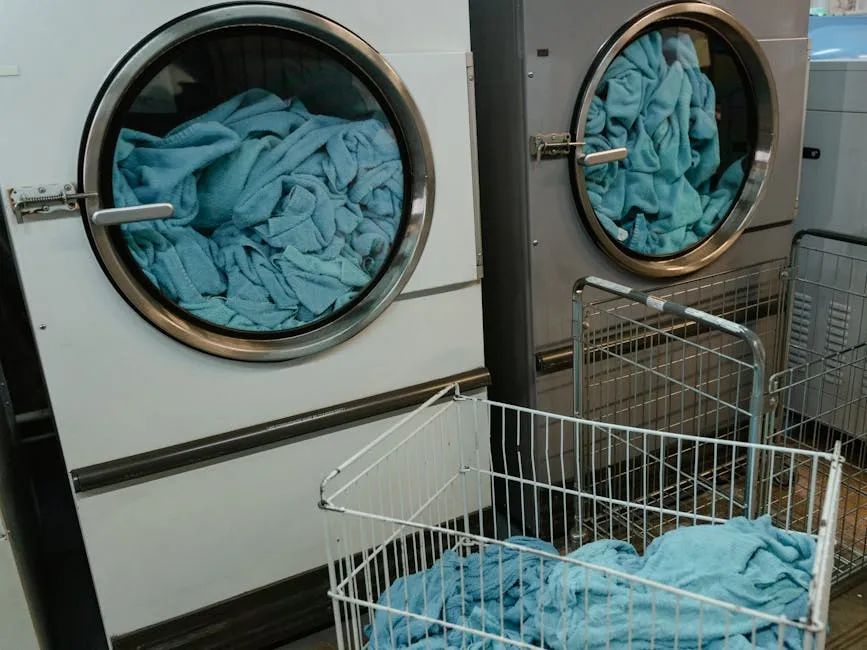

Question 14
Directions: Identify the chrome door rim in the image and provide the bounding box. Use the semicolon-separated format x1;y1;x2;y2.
80;3;434;361
570;2;777;278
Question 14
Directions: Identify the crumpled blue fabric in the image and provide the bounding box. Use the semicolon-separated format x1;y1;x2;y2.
583;32;746;256
364;517;815;650
365;536;558;650
112;88;403;331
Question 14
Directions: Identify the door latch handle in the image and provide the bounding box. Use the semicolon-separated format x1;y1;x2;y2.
530;133;628;166
91;203;175;226
577;147;628;167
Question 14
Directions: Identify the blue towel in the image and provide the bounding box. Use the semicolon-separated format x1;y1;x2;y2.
583;32;746;256
113;89;403;331
365;516;815;650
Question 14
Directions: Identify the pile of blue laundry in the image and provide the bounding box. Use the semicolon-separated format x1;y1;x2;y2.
366;516;815;649
113;88;403;331
583;31;746;256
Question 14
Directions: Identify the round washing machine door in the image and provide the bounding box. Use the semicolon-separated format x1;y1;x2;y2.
79;3;433;361
569;2;776;278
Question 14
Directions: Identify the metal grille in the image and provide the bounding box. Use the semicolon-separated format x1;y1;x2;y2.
766;230;867;584
320;386;841;650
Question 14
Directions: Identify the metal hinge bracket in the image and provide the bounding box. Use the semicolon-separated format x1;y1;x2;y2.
466;51;483;280
8;183;97;223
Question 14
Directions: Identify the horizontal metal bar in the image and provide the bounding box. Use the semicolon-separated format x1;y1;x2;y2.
575;277;753;337
793;228;867;250
71;367;490;493
537;293;779;375
743;219;793;234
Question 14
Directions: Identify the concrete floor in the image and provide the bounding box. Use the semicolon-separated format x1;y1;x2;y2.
281;578;867;650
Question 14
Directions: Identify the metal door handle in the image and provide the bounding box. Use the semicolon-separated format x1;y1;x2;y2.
91;203;174;226
577;148;628;167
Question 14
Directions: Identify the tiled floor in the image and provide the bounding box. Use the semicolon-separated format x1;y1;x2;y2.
282;579;867;650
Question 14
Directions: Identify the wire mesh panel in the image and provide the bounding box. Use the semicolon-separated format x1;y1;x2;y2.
574;261;785;435
571;276;773;540
766;230;867;585
531;260;786;541
320;387;842;650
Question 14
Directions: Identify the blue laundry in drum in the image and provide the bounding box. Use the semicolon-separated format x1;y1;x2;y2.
364;516;815;650
112;88;404;332
583;32;746;256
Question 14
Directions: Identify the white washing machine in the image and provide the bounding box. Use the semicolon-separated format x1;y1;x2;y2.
470;0;810;529
0;1;486;645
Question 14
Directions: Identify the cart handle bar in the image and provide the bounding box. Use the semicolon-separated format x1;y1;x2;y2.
574;275;763;348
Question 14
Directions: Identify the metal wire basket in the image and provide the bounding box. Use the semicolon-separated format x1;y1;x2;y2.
570;273;783;539
320;384;842;649
765;230;867;585
573;234;867;590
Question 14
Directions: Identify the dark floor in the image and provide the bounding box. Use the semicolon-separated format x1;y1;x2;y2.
829;577;867;650
282;577;867;650
280;627;337;650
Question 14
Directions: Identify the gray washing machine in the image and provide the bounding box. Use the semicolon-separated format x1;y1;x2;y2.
799;16;867;239
469;0;810;532
794;17;867;436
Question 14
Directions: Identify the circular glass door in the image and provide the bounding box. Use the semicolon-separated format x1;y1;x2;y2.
79;4;433;361
570;3;776;277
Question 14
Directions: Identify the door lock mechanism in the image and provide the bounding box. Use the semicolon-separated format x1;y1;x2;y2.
530;132;627;166
8;183;97;223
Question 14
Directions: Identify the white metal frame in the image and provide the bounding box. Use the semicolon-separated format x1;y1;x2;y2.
320;385;842;650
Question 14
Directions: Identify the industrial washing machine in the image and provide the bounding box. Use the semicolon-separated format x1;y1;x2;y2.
0;1;486;645
792;15;867;434
470;0;810;531
799;14;867;240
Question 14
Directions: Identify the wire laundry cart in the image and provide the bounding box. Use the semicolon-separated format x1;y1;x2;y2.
764;230;867;585
569;267;784;542
320;382;843;649
572;229;867;589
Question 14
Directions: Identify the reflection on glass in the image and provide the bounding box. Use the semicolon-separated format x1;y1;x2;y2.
111;32;404;332
583;27;753;257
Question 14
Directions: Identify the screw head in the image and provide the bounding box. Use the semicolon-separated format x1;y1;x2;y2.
39;324;46;330
532;240;539;246
527;71;535;78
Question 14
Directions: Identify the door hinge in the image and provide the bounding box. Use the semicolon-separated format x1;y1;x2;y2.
8;183;97;223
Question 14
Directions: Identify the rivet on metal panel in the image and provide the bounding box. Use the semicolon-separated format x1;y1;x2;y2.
532;240;539;247
527;71;534;78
